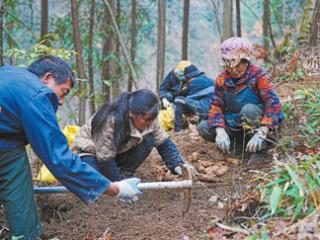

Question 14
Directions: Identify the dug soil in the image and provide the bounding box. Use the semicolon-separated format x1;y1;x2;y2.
37;128;256;240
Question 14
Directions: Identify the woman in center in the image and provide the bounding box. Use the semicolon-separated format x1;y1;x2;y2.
72;89;186;181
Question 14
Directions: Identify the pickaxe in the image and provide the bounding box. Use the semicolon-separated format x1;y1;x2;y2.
33;165;193;216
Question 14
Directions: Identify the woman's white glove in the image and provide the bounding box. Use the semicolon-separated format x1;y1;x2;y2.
162;98;172;109
116;178;142;203
246;126;269;152
215;127;230;154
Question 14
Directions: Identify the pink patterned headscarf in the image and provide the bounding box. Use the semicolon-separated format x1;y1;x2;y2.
220;37;253;68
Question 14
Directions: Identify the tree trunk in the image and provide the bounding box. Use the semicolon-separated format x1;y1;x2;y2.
182;0;190;60
103;0;138;90
101;2;112;104
0;3;3;66
71;0;86;125
157;0;166;93
101;41;111;105
298;0;315;45
263;0;271;62
7;7;14;49
310;0;320;46
223;0;233;41
129;0;137;92
40;0;48;42
112;0;121;99
235;0;241;37
210;0;222;42
88;0;96;115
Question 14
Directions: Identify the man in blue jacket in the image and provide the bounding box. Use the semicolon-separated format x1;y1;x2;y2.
0;56;142;239
160;61;214;131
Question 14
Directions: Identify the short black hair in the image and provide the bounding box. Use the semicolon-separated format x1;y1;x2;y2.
28;55;76;87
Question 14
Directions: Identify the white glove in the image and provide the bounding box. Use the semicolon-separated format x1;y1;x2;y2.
215;127;230;154
162;98;172;109
246;126;269;152
116;178;142;203
174;163;198;177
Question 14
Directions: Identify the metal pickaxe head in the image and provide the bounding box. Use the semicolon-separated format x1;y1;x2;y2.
182;164;193;217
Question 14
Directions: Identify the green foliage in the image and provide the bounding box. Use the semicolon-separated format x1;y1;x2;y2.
276;67;305;82
4;35;76;66
270;0;307;37
273;45;306;82
245;226;269;240
280;87;320;152
256;154;320;222
295;89;320;148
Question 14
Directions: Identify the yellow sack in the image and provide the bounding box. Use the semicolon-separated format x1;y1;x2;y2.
34;124;81;183
34;165;56;184
63;125;81;147
158;106;174;131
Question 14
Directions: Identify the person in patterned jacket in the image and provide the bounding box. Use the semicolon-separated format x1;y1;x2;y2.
72;89;190;181
198;37;284;154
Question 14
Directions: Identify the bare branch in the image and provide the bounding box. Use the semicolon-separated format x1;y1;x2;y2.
103;0;138;90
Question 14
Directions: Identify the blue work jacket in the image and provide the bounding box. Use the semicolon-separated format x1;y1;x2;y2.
160;70;206;102
0;66;110;203
159;70;182;102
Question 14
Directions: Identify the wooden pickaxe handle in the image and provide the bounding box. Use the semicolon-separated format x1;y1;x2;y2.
33;180;193;194
137;180;192;190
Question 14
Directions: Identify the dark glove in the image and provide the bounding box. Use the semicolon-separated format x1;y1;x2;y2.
157;139;184;174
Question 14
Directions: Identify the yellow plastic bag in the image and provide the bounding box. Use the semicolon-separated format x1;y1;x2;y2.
34;165;56;184
158;106;174;131
34;124;80;183
63;125;80;147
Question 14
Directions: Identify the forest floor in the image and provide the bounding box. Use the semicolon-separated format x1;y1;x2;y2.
0;75;318;240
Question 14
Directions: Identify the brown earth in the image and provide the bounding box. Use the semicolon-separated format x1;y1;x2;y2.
274;76;319;101
36;128;255;240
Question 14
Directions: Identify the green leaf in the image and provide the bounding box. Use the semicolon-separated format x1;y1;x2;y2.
306;172;317;190
265;178;288;187
291;200;303;222
285;164;305;196
316;160;320;171
245;233;258;240
270;184;282;214
261;226;268;240
103;80;112;87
